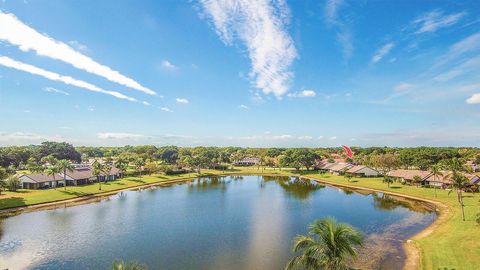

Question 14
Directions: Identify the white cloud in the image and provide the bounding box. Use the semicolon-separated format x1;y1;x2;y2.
23;110;31;113
434;56;480;82
325;0;344;25
199;0;297;97
0;12;156;95
318;136;325;140
0;132;66;145
413;10;466;34
371;42;394;63
394;82;415;93
176;98;189;104
88;107;95;112
161;60;177;71
271;134;293;140
142;101;150;106
0;56;137;102
160;107;173;112
43;86;70;96
287;90;316;98
298;135;313;140
466;93;480;104
97;132;149;140
68;40;88;51
239;104;249;110
328;136;337;140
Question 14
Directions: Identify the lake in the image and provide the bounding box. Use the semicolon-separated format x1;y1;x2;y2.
0;175;436;270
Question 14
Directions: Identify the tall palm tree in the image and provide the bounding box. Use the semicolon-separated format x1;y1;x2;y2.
383;176;394;188
92;161;105;191
57;160;74;190
286;217;364;270
447;173;470;221
45;166;60;190
430;164;443;198
134;158;146;176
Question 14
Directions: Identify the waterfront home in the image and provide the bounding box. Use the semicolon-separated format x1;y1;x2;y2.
345;165;380;177
388;169;432;186
425;172;480;190
18;165;122;189
18;172;64;189
327;163;353;175
315;160;336;171
234;157;260;166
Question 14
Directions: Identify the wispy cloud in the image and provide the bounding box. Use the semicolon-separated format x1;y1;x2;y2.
0;56;137;102
325;0;353;61
287;90;316;98
413;10;466;34
0;11;156;95
97;132;150;140
434;55;480;81
160;60;178;71
199;0;297;97
43;86;70;96
371;42;394;63
239;104;249;110
176;98;189;104
160;107;173;112
0;132;66;145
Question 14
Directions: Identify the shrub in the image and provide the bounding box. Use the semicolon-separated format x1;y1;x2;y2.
5;175;21;192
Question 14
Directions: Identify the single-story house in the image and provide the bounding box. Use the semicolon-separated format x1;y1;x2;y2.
18;173;64;189
466;161;479;172
99;166;121;181
345;165;380;177
388;169;432;186
327;163;353;175
424;171;451;188
315;160;336;171
63;166;97;186
234;157;260;166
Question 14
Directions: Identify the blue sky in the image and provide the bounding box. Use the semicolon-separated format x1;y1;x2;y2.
1;0;479;147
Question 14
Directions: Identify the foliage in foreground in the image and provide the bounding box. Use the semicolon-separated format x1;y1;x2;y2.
111;260;147;270
286;217;364;270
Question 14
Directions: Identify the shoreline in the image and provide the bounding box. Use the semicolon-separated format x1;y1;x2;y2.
0;172;447;270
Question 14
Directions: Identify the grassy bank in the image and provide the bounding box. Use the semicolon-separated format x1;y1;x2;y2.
300;172;480;270
1;167;479;269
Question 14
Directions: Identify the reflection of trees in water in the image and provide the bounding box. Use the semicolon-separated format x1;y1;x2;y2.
188;176;233;192
372;193;432;213
0;219;3;241
261;176;324;200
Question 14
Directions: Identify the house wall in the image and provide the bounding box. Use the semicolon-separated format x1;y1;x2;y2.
357;167;379;177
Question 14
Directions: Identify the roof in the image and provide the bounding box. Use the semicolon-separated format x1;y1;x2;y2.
328;163;353;172
427;172;480;185
388;169;431;181
346;165;374;174
65;167;94;180
20;173;63;183
316;161;335;169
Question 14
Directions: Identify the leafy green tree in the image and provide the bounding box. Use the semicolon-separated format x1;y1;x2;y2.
344;174;353;182
383;176;395;188
57;160;74;190
5;175;21;192
413;175;423;186
41;155;58;167
0;167;9;194
286;217;364;270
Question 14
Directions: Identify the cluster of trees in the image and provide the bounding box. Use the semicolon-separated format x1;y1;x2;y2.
1;142;479;177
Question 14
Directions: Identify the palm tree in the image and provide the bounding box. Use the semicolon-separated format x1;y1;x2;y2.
45;166;60;190
383;176;394;188
447;173;470;221
134;158;145;176
114;157;129;177
112;260;147;270
430;164;443;198
286;217;364;270
92;161;105;190
57;159;74;190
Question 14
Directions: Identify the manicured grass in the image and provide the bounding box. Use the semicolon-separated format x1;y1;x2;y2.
1;167;478;270
300;172;480;270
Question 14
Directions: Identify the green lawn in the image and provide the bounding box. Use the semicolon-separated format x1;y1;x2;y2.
299;172;480;270
1;167;478;270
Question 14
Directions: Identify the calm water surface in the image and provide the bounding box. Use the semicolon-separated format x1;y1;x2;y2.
0;176;436;270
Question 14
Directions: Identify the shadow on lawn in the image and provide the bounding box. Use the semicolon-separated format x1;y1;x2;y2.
59;190;90;197
0;196;27;210
127;179;146;183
